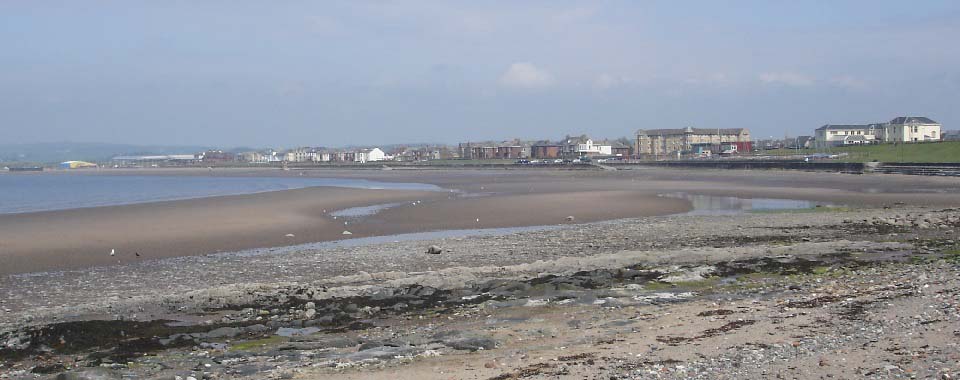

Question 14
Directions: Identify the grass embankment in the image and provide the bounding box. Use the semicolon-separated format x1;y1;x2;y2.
764;141;960;163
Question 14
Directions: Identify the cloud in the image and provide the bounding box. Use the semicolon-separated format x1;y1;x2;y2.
758;72;814;87
683;73;735;87
498;62;555;88
593;73;639;89
828;75;866;89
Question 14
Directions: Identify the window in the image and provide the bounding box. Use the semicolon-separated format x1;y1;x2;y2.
831;131;838;135
913;126;918;133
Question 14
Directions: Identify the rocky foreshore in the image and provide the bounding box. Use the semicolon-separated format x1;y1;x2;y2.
2;206;959;379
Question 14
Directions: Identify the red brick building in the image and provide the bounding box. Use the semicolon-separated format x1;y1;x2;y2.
531;144;562;159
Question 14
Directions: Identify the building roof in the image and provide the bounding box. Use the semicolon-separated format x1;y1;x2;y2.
815;124;869;131
889;116;938;125
843;135;868;142
636;128;748;136
564;135;592;144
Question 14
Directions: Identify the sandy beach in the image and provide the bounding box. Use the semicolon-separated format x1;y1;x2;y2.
1;168;959;379
3;168;960;275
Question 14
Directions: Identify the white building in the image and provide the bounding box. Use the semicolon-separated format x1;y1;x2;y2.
814;124;880;147
355;148;386;163
565;137;612;156
882;116;941;143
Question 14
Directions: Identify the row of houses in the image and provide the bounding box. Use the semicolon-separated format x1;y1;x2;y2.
107;116;946;167
238;147;388;163
814;116;943;147
458;136;634;160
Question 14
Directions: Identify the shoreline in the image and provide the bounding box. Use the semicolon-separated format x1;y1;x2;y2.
2;168;959;276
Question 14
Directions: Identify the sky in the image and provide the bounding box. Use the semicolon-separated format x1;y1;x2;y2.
1;1;959;148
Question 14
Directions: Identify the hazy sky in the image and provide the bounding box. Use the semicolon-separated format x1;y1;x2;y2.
2;1;958;147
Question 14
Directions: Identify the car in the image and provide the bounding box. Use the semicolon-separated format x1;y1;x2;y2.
553;159;563;164
515;159;530;164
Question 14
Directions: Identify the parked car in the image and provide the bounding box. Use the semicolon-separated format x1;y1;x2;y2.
553;159;563;164
515;159;531;164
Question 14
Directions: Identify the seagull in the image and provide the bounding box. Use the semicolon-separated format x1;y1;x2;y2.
110;249;115;257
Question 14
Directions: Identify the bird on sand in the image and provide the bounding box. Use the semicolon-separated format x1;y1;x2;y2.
110;249;116;257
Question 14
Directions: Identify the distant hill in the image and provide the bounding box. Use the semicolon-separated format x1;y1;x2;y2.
0;142;215;164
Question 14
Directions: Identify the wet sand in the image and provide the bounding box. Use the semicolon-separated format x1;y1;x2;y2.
2;167;959;275
0;181;687;275
0;187;444;275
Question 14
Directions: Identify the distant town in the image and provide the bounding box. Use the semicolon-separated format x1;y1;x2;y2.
6;115;958;170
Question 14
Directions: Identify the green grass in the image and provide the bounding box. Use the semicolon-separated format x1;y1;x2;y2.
761;141;960;163
944;249;960;264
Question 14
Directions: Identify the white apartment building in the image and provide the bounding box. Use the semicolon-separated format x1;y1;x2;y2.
355;148;386;163
814;124;880;147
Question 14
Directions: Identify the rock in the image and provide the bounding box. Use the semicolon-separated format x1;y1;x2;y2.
426;245;443;254
443;336;497;351
484;361;497;368
203;327;241;339
342;230;352;235
275;327;321;337
304;302;316;309
304;309;316;319
284;233;295;237
347;345;420;361
244;324;269;334
55;368;122;380
297;336;359;349
565;216;575;222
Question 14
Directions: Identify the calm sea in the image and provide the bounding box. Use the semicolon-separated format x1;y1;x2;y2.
0;174;441;214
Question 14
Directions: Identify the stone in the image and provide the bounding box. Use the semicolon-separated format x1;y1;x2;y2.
244;324;269;334
203;327;241;339
55;368;122;380
426;245;443;254
304;309;316;319
342;230;353;235
443;336;497;351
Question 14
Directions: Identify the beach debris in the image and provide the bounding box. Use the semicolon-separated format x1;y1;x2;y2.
135;252;140;257
565;215;576;222
109;249;115;257
342;230;353;235
426;245;443;255
285;233;295;237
